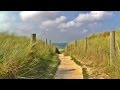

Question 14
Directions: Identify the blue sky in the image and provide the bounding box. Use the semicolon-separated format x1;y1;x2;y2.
0;11;120;43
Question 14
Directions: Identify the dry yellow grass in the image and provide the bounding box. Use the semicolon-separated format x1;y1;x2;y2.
0;32;60;79
64;29;120;78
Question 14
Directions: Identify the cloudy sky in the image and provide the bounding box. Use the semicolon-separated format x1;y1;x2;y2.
0;11;120;43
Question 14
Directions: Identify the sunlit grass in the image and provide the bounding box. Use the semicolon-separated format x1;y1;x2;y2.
65;29;120;78
0;32;60;79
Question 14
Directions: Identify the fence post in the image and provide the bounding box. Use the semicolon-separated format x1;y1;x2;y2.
82;65;89;79
45;38;48;46
71;44;73;54
75;40;77;47
31;33;36;44
49;40;52;47
49;40;52;50
110;31;116;66
69;45;71;55
30;33;36;59
66;46;68;51
85;37;88;52
49;40;51;45
45;38;47;45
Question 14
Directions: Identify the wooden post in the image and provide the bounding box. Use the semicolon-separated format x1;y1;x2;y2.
66;46;68;51
49;40;52;47
49;40;51;45
49;40;52;49
75;40;77;47
69;45;71;55
85;37;88;52
110;31;116;66
82;65;89;79
66;46;69;54
45;38;48;47
31;33;36;44
30;33;36;59
68;45;70;52
46;38;47;45
70;44;72;56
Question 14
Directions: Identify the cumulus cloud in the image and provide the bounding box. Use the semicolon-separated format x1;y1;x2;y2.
82;29;88;33
0;11;115;43
56;11;113;31
74;11;112;22
20;11;40;20
0;12;18;32
19;11;113;32
41;16;67;30
19;11;114;42
20;11;60;22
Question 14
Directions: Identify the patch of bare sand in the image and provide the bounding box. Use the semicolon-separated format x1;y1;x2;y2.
55;54;83;79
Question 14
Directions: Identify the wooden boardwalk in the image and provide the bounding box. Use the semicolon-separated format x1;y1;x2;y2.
55;54;83;79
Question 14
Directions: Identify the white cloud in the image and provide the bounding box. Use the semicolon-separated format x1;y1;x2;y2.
91;11;112;19
41;16;67;30
75;11;112;22
60;21;75;28
20;11;60;22
0;12;16;23
57;11;113;32
59;21;83;32
20;11;40;20
0;11;115;43
0;12;18;32
19;11;113;32
82;29;88;33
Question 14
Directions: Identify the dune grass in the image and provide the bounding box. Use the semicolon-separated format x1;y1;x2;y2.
64;29;120;78
0;32;60;79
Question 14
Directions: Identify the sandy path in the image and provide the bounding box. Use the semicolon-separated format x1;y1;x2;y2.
54;54;83;79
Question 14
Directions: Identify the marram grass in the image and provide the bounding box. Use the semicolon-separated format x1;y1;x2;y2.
0;32;60;79
65;29;120;79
